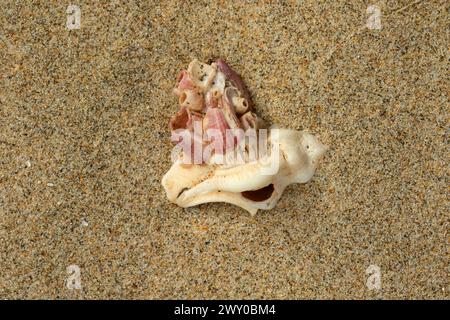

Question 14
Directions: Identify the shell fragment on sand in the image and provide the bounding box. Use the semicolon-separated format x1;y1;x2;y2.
162;59;326;214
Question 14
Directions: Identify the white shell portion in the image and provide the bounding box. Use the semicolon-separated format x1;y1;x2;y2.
161;129;326;215
210;70;226;95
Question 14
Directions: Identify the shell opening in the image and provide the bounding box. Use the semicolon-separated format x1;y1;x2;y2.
241;184;274;202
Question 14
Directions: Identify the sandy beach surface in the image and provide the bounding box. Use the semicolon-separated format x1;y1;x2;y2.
0;0;448;299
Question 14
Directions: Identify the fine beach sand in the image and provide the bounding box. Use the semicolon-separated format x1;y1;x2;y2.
0;0;448;299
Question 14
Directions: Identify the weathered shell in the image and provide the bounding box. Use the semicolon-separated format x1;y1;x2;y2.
179;89;204;112
169;106;202;131
188;59;217;92
164;58;326;214
162;129;326;215
219;93;242;130
216;59;253;109
224;87;249;115
173;70;195;96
